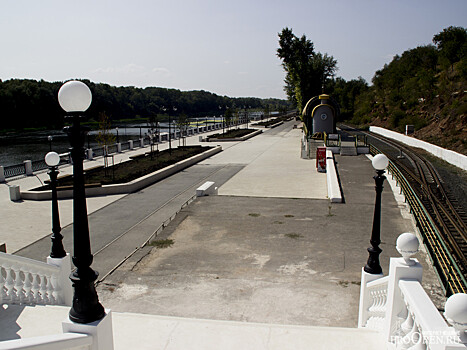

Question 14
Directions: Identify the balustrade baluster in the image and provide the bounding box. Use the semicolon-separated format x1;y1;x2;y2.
377;290;385;312
398;314;418;349
31;271;40;303
13;267;25;303
23;271;33;303
4;264;15;302
400;307;414;335
381;290;388;313
368;290;377;312
407;327;426;350
46;273;56;304
38;273;48;304
0;266;7;303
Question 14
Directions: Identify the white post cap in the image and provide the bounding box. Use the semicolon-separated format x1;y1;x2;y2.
445;293;467;343
396;232;419;265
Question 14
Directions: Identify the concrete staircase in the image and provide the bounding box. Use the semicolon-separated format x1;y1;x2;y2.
340;141;357;156
1;305;384;350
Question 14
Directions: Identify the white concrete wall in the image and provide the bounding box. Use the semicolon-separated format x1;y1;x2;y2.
369;126;467;171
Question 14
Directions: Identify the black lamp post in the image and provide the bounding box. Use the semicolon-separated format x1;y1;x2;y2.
58;81;105;324
156;122;160;151
172;106;177;149
364;153;389;275
48;135;53;151
45;151;66;259
116;127;119;144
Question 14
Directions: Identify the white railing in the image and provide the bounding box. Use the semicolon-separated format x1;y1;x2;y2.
391;280;455;350
0;332;92;350
0;252;72;306
359;233;467;349
365;276;389;331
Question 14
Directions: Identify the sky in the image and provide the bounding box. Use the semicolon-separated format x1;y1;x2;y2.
1;0;466;99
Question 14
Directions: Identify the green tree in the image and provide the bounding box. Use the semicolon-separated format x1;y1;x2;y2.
224;107;233;131
96;112;115;172
277;27;337;112
176;113;191;146
433;26;467;72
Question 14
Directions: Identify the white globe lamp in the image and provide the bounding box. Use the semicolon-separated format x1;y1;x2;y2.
45;151;60;167
372;153;389;171
58;80;92;113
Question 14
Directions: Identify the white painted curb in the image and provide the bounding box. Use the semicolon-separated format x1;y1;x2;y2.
326;149;342;203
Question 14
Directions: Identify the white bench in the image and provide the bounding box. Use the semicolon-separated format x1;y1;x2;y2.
196;181;218;197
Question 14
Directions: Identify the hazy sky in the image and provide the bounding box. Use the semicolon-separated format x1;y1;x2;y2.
1;0;466;99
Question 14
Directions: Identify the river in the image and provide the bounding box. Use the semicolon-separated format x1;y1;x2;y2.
0;120;216;167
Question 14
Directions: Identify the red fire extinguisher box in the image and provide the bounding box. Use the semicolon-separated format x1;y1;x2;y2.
316;147;326;172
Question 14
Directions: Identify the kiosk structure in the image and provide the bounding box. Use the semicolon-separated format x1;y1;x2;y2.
302;94;340;137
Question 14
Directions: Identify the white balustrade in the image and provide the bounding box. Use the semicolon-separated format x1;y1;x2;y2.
359;233;467;349
0;252;72;306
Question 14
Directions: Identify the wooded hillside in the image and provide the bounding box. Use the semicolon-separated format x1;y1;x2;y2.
347;26;467;155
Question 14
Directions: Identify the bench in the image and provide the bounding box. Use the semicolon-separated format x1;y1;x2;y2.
196;181;217;197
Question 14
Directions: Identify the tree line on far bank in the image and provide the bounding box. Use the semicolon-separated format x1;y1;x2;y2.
0;79;291;132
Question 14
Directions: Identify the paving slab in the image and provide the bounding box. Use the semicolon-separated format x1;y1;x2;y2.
218;128;327;198
96;153;442;328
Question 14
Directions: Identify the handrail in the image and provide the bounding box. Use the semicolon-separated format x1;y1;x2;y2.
0;252;58;274
367;275;389;288
0;252;72;306
391;279;456;349
399;279;447;332
0;332;92;350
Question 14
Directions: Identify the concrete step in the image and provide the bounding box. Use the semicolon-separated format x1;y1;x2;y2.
1;305;384;350
340;146;358;156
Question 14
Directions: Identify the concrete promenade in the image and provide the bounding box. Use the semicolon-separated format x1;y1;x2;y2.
0;120;444;348
0;124;258;254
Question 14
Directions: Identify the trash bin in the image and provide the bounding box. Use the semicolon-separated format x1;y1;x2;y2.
316;147;326;172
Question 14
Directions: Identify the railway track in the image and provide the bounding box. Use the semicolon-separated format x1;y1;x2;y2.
339;124;467;295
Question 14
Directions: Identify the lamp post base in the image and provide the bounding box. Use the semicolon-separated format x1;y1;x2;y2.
364;246;383;275
69;269;105;324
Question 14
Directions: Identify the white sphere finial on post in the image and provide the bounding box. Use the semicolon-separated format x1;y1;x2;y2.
445;293;467;343
396;232;419;266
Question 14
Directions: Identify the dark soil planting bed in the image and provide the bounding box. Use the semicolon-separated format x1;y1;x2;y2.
208;128;257;139
39;146;213;189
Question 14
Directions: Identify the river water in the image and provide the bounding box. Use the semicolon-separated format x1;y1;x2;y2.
0;120;215;167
